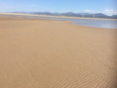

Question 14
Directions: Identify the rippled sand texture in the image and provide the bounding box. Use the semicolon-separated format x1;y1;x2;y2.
0;16;117;88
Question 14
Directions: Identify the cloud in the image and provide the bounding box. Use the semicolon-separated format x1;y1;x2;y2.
25;4;38;7
84;10;91;13
0;3;13;9
0;3;39;12
105;9;113;12
83;9;117;16
103;9;117;16
0;3;15;12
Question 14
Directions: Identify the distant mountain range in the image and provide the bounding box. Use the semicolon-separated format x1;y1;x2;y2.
14;12;117;19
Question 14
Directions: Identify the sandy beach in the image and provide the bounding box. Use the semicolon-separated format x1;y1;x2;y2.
0;15;117;88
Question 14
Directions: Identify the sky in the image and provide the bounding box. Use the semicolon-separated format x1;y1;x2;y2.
0;0;117;16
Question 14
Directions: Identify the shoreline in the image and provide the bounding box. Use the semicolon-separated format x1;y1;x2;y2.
0;12;117;21
1;12;117;29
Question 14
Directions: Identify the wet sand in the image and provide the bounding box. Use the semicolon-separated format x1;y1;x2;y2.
0;15;117;88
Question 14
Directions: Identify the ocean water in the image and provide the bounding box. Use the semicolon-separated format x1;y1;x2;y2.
29;16;117;29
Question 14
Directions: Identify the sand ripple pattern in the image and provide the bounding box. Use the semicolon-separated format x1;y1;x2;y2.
0;16;117;88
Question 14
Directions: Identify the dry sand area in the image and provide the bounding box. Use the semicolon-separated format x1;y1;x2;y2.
0;15;117;88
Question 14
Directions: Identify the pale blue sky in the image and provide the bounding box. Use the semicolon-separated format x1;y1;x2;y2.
0;0;117;15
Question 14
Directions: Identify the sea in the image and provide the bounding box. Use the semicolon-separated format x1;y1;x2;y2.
28;16;117;29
